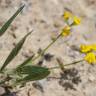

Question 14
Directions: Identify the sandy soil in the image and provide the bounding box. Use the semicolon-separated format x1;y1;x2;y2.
0;0;96;96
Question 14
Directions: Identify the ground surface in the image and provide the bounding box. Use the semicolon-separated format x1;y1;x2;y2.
0;0;96;96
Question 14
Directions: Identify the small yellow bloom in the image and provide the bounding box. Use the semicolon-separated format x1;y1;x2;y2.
84;52;96;64
61;26;71;36
80;44;92;53
90;44;96;51
63;11;72;20
73;16;81;25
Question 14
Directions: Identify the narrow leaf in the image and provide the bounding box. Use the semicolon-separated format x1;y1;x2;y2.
0;5;25;36
16;54;34;71
0;32;31;71
16;65;50;81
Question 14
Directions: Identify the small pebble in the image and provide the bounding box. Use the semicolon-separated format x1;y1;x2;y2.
88;75;95;82
0;87;5;95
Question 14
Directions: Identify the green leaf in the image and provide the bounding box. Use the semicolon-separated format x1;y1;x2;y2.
16;65;50;82
0;5;25;36
0;32;31;71
15;55;34;71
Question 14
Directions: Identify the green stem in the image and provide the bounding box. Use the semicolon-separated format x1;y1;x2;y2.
32;34;61;62
49;59;84;70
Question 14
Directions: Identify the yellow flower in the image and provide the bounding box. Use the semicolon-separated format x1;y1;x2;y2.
63;11;72;20
90;44;96;51
73;16;81;25
84;52;96;64
80;44;92;53
61;26;71;36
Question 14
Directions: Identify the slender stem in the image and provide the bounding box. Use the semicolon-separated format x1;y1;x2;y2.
49;59;84;70
32;34;61;62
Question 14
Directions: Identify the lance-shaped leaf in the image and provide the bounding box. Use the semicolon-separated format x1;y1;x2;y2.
16;65;50;82
0;5;25;36
0;32;31;71
15;55;34;72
